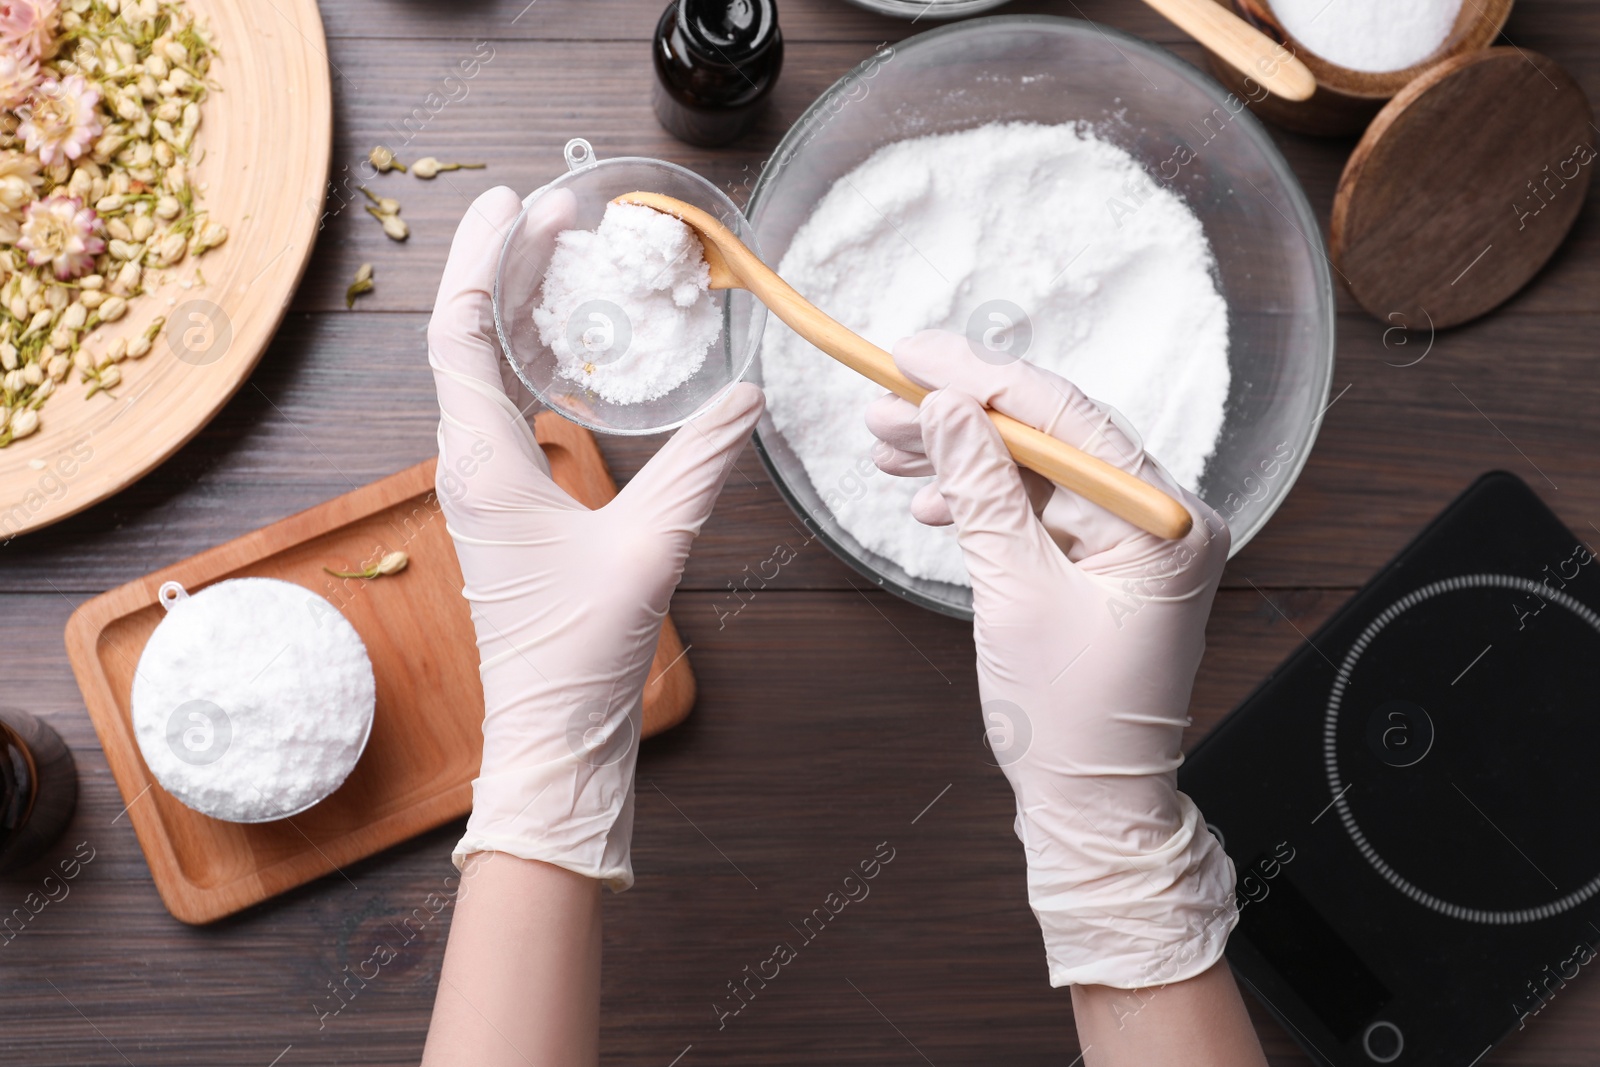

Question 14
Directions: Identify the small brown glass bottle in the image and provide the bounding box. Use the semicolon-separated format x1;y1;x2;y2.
0;708;78;873
652;0;783;148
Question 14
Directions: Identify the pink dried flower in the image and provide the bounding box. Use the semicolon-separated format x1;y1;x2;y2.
0;0;57;61
0;47;37;110
18;74;99;165
18;194;103;279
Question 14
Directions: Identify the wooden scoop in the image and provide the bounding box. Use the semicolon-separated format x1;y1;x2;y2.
616;192;1194;542
1142;0;1316;102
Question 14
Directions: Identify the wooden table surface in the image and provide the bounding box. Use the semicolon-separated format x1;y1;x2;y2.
4;0;1599;1064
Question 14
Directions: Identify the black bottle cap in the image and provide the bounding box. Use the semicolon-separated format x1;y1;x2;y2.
678;0;779;65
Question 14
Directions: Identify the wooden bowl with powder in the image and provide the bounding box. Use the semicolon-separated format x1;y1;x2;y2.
1203;0;1512;136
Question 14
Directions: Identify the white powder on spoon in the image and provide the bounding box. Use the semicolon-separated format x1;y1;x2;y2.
762;122;1231;587
1268;0;1462;74
131;577;376;823
534;201;719;405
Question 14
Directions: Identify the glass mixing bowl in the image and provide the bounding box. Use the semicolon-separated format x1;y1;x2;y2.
842;0;1013;18
747;15;1335;619
493;138;768;436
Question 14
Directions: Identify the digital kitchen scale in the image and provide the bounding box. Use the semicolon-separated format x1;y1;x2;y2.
1181;472;1600;1066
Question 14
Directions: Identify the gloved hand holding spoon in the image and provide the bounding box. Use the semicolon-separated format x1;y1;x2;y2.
422;166;1262;1067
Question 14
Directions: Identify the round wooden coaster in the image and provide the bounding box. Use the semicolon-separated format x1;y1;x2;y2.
1331;48;1594;329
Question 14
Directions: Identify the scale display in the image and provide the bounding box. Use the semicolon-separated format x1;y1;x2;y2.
1182;472;1600;1066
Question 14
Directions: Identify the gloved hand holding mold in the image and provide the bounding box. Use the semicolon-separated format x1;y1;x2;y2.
428;186;762;887
867;330;1263;1060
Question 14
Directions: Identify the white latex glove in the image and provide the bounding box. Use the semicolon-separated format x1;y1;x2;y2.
429;186;764;890
866;330;1236;989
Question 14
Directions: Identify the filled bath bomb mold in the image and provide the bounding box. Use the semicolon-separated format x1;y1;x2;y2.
533;201;719;405
131;577;376;822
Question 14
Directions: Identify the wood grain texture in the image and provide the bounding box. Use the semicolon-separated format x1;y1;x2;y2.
9;309;1600;597
1331;49;1594;328
0;0;333;538
63;416;692;923
220;33;1598;318
3;0;1600;1062
12;589;1600;1065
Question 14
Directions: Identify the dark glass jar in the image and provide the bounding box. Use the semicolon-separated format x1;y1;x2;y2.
0;708;78;872
652;0;783;148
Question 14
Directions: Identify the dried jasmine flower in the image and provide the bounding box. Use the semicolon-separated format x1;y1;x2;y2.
365;204;407;241
344;261;372;308
357;183;399;216
0;0;226;446
368;145;405;173
410;156;485;179
324;550;409;580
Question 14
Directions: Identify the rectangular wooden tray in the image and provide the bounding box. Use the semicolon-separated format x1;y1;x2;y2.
65;414;695;924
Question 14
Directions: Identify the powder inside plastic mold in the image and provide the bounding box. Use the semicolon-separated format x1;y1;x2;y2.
131;577;376;822
534;201;720;405
761;121;1231;587
1268;0;1462;73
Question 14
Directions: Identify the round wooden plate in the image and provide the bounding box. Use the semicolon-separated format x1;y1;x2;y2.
1330;48;1593;329
0;0;332;539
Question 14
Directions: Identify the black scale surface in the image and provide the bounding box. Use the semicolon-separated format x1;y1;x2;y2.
1182;472;1600;1066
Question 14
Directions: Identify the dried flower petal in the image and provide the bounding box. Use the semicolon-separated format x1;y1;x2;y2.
376;550;408;575
357;184;399;215
410;157;485;180
0;149;42;243
111;259;141;294
19;74;101;165
189;218;225;255
0;0;59;61
345;262;374;309
17;194;103;278
323;550;410;580
368;145;405;173
0;48;38;109
150;229;185;265
365;204;407;241
9;406;38;438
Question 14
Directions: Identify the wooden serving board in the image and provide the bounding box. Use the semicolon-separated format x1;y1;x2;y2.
0;0;331;538
64;414;696;924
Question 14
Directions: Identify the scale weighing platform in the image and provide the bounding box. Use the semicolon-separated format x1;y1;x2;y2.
1181;472;1600;1066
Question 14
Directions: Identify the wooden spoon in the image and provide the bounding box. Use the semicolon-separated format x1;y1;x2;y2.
615;192;1194;542
1142;0;1316;102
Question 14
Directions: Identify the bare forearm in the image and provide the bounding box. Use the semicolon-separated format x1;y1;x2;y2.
1070;961;1268;1067
422;853;602;1067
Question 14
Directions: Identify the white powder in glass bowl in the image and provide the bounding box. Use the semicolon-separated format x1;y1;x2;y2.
534;201;720;405
131;577;376;823
762;121;1231;587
